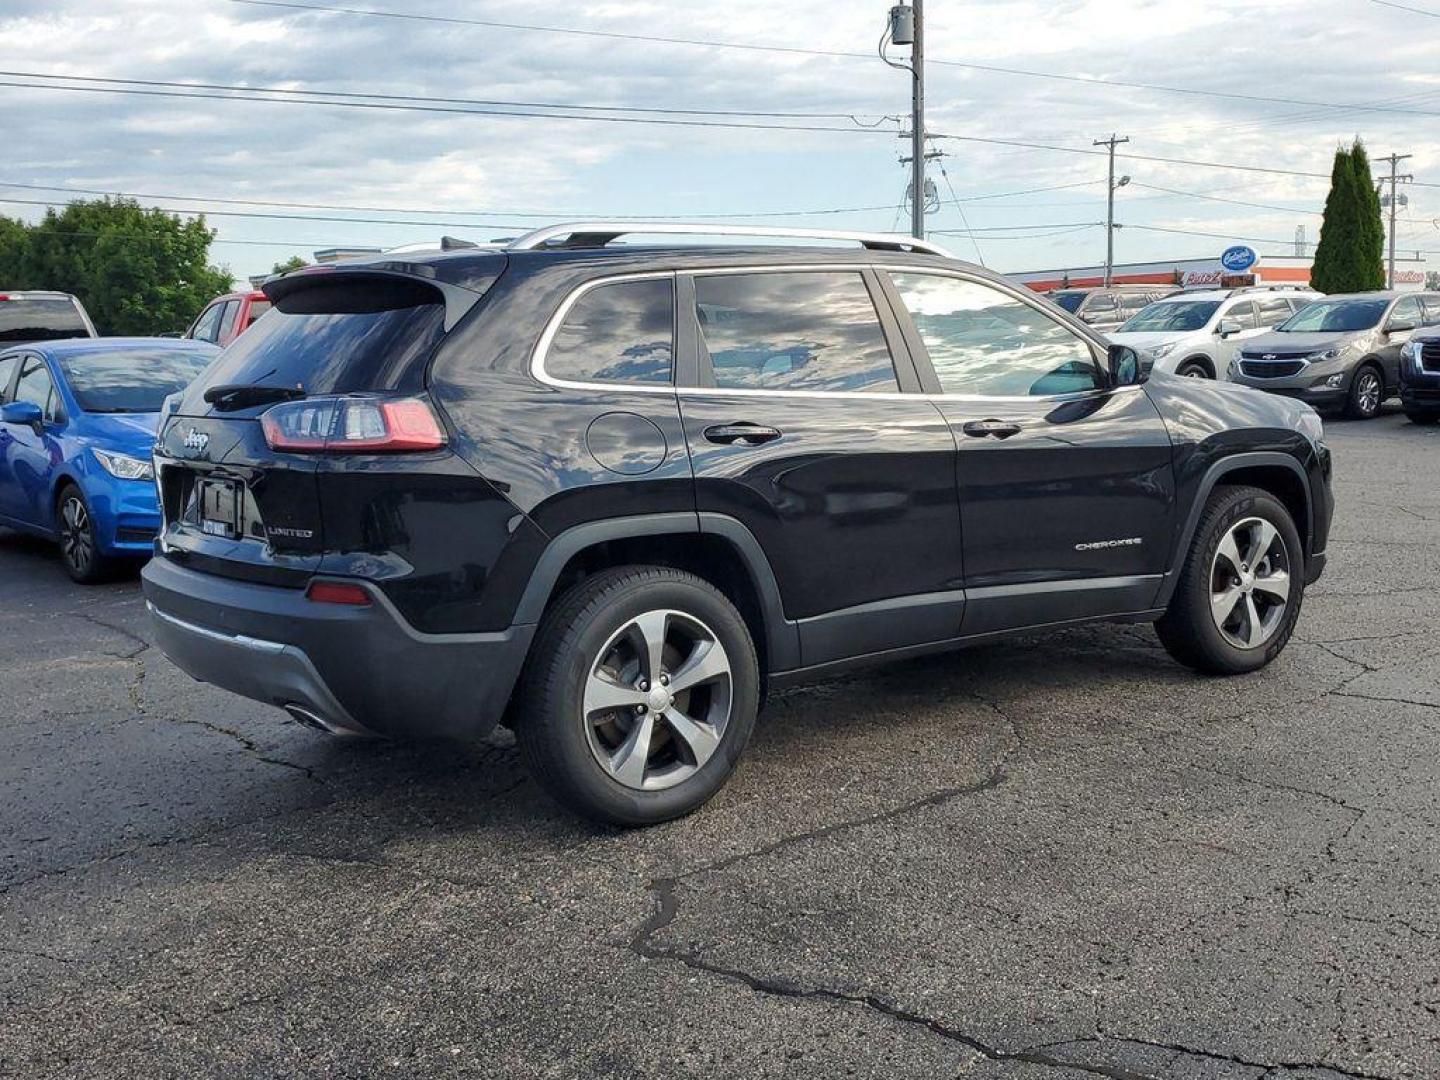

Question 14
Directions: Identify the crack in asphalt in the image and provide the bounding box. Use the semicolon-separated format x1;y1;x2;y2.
627;691;1404;1080
72;611;151;660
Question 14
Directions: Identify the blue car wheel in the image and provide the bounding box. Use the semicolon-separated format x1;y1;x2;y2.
57;483;112;584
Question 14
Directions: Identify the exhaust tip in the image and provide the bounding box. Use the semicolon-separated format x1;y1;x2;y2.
283;704;333;732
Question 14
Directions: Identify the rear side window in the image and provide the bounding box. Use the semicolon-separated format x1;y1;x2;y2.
1256;297;1293;323
694;271;898;393
245;299;272;328
194;278;448;397
544;278;674;385
0;298;88;343
217;300;241;341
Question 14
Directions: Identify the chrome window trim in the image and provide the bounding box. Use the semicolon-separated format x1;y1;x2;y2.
532;262;1124;405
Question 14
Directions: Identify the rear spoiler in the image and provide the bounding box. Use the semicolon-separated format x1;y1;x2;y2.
263;262;505;332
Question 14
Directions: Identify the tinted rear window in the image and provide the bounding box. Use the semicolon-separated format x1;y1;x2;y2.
194;279;446;397
59;348;215;413
0;298;89;343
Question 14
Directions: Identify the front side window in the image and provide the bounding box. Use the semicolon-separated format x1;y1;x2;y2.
694;272;897;393
189;303;225;343
1278;299;1389;333
1084;293;1118;314
891;273;1101;397
1389;295;1423;329
544;278;674;385
14;357;57;420
1050;291;1084;314
0;353;19;401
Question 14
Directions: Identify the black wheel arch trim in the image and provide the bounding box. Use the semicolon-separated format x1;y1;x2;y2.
1153;450;1313;609
511;511;801;672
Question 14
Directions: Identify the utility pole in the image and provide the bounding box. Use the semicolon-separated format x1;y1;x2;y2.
883;3;925;239
909;0;925;240
1379;152;1413;289
1095;134;1130;286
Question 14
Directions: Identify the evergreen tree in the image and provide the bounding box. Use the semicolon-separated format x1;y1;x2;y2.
1312;141;1387;294
1348;141;1386;290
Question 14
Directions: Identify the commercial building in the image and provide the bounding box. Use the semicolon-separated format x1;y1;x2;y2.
1013;252;1430;293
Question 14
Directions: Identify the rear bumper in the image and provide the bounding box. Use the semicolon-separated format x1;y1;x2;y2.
141;556;534;740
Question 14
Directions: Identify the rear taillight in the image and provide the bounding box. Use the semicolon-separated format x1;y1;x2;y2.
260;395;447;453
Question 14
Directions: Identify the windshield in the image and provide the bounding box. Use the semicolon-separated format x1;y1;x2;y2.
1118;300;1221;333
0;297;90;343
59;348;214;413
1277;298;1389;333
1050;292;1085;314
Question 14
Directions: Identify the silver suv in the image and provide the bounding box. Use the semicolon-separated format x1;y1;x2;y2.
1110;287;1316;379
1047;285;1176;333
1230;291;1440;419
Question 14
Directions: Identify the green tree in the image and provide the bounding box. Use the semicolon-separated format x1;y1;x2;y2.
1348;141;1386;289
271;255;308;275
0;215;26;283
5;198;232;335
1312;142;1386;294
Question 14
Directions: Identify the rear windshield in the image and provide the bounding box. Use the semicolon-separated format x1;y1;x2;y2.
1050;292;1084;313
59;348;215;413
1277;298;1389;333
194;279;447;397
0;297;90;343
1119;301;1220;333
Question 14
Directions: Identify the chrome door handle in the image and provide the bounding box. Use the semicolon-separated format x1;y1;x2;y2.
703;423;782;446
961;419;1022;439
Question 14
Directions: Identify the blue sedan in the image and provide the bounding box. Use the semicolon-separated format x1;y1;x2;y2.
0;338;218;582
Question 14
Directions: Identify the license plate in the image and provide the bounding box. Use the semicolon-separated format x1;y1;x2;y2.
197;478;240;539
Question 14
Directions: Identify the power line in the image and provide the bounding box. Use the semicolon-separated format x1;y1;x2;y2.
1127;182;1324;216
0;69;881;123
1368;0;1440;15
223;0;1440;120
0;75;887;137
0;178;1098;221
8;71;1428;189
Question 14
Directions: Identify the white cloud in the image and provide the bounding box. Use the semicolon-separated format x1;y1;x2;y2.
0;0;1437;279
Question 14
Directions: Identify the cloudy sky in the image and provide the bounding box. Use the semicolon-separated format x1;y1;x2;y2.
2;0;1439;283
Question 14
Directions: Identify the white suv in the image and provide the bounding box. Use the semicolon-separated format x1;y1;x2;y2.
1109;288;1317;379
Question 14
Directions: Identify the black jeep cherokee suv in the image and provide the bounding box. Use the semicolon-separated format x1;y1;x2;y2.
142;225;1333;825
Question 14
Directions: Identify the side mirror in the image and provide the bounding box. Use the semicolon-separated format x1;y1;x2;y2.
1216;319;1243;338
1108;344;1146;387
1;400;43;430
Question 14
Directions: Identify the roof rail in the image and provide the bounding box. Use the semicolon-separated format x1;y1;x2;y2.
503;222;953;258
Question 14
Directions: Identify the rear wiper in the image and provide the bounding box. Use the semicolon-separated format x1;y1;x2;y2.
203;384;306;412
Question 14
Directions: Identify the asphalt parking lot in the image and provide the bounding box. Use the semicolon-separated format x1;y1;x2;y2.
2;409;1438;1080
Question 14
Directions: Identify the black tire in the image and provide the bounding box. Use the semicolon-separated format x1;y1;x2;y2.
1175;359;1212;379
1344;364;1384;420
55;484;113;585
1405;411;1440;426
1156;485;1304;676
515;565;760;827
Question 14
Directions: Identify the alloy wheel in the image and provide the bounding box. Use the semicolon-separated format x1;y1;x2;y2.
1209;516;1291;649
60;496;94;577
583;608;733;791
1355;370;1381;416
